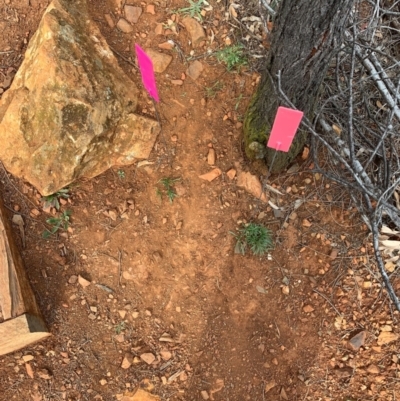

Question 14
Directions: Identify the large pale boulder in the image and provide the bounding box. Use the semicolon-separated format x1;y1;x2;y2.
0;0;159;195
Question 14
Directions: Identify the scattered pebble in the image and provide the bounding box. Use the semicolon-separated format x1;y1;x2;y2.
187;60;204;80
303;305;314;313
116;18;134;33
140;353;156;365
124;5;142;24
199;168;222;182
207;148;216;165
348;331;366;351
145;49;172;73
78;275;91;288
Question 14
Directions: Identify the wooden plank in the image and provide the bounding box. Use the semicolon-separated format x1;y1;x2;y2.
0;195;50;355
0;313;50;356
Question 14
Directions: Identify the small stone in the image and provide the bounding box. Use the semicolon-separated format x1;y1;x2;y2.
78;275;91;288
124;5;142;24
199;168;222;182
140;353;156;365
207;148;216;165
25;363;34;379
158;41;174;50
22;355;34;362
154;23;163;35
143;49;172;73
181;17;206;47
265;380;276;393
132;311;139;319
377;331;399;346
104;14;115;28
303;305;314;313
68;275;78;284
118;310;127;319
186;60;203;80
226;168;236;180
100;379;107;386
121;389;160;401
200;390;209;400
180;371;188;381
115;333;125;343
37;369;52;380
146;4;155;14
348;331;366;351
160;350;172;361
272;358;278;365
236;171;267;202
171;79;183;85
117;18;134;33
121;354;132;369
367;364;380;374
281;285;290;295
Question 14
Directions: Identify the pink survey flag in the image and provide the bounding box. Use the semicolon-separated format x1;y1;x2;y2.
135;44;159;102
267;106;304;152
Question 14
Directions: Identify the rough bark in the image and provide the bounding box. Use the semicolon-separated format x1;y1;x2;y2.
244;0;354;171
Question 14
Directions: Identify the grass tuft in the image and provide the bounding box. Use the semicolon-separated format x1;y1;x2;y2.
231;223;273;256
216;44;247;71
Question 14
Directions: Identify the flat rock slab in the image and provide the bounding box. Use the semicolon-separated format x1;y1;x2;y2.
0;0;159;195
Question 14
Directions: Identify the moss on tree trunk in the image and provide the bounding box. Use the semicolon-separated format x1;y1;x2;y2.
244;0;354;172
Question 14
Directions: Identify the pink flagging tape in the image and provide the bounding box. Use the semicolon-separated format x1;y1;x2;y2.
267;106;304;152
135;44;159;102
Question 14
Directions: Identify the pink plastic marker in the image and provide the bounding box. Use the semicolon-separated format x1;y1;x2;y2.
267;106;304;152
135;44;159;102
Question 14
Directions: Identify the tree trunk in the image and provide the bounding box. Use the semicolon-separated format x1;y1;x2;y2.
244;0;354;171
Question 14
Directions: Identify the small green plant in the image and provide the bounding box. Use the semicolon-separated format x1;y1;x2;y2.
41;188;70;211
158;177;180;203
231;223;273;256
205;81;224;99
42;210;72;239
115;321;126;334
216;44;247;71
117;169;125;180
177;0;206;20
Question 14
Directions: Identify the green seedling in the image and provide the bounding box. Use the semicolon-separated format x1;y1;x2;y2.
115;321;126;334
231;223;273;256
158;177;180;203
117;169;125;180
177;0;206;20
205;81;224;99
42;210;72;239
235;94;244;110
41;188;70;211
216;44;247;71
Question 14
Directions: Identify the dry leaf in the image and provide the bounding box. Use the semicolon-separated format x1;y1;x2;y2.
228;4;237;18
332;124;342;135
302;147;310;160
